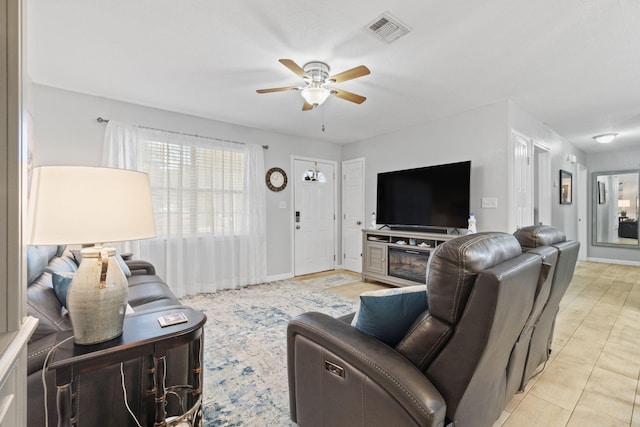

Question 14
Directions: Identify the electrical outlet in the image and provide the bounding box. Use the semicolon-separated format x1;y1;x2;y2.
482;197;498;209
279;201;287;209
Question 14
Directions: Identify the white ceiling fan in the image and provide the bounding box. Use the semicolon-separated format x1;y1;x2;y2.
256;59;370;110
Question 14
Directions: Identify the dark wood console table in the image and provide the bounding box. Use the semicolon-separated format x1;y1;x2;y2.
50;307;207;427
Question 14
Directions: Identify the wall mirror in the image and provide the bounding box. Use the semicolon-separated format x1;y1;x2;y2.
592;170;639;248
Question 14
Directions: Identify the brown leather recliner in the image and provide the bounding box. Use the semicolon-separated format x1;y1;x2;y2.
513;225;580;390
287;232;545;427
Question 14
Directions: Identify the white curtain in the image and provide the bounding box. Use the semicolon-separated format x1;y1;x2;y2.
103;120;267;297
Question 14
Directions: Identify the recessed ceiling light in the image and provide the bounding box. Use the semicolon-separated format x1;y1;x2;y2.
592;133;618;144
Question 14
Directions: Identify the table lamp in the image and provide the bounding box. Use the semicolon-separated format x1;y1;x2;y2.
28;166;157;344
618;199;631;217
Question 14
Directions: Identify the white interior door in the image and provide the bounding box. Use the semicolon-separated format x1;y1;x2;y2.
511;132;533;231
294;159;335;276
577;164;588;260
342;158;365;273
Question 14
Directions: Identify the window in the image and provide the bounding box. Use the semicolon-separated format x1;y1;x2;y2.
137;139;246;235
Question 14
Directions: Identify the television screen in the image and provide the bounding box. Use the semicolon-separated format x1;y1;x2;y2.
376;161;471;230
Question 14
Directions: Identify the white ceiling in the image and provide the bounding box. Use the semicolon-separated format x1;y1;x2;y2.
27;0;640;153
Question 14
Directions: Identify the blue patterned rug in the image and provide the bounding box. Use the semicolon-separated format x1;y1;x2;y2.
180;273;360;426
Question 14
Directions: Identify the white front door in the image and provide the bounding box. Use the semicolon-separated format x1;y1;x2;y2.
342;158;365;273
294;158;335;276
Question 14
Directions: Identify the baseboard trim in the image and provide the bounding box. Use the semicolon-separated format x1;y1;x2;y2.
586;257;640;267
266;272;294;282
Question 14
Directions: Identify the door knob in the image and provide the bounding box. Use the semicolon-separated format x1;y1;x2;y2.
296;225;301;230
356;221;362;225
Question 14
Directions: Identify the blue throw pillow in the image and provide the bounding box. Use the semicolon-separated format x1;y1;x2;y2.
114;252;132;277
352;285;428;347
52;272;75;308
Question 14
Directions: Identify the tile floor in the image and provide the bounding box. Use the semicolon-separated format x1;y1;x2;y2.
320;261;640;427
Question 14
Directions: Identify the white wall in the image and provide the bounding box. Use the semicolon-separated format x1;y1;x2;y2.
342;101;511;233
587;146;640;263
32;83;598;275
30;84;343;279
508;101;586;240
342;100;586;240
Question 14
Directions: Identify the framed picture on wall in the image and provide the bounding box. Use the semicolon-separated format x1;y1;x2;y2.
559;170;572;205
598;181;606;204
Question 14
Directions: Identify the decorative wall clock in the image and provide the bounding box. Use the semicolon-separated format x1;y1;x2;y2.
266;167;287;192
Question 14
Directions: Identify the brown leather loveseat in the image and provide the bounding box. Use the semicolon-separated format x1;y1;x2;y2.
287;232;554;427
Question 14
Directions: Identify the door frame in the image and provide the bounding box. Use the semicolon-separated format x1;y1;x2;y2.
534;141;552;226
290;155;338;276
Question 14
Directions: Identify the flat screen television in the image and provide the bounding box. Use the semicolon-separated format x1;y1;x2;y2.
376;161;471;230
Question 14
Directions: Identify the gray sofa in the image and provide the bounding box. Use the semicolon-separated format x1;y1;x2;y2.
27;245;190;426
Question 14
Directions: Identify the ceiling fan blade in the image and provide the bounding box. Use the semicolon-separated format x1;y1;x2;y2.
279;59;308;79
302;102;314;111
331;88;366;104
256;86;299;94
328;65;370;83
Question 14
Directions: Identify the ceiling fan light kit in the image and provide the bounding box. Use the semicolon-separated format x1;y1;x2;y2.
301;85;331;105
257;58;370;110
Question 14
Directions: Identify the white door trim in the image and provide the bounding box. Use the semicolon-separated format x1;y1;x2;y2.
290;155;338;276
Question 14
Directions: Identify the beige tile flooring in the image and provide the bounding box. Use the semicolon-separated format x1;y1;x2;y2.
305;261;640;427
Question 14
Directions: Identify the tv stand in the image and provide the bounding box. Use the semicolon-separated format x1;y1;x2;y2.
362;229;456;287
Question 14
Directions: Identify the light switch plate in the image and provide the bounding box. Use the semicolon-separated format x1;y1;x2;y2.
482;197;498;209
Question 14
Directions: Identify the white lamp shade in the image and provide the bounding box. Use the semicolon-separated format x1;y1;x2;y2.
28;166;157;245
301;86;330;105
618;199;631;208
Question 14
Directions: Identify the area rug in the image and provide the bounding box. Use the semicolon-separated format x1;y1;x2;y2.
180;273;360;426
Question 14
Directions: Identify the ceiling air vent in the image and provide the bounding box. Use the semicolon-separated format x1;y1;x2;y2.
365;12;411;43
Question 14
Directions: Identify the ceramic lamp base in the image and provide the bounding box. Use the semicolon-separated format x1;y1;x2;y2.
67;247;128;345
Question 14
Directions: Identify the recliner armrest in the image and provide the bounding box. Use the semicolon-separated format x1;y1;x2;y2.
288;312;447;427
125;260;156;275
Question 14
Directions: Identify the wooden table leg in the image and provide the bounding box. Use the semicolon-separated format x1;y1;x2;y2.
192;333;204;425
146;355;157;426
192;334;202;400
154;354;167;427
56;368;73;427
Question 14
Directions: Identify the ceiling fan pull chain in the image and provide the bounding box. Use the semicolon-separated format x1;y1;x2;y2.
322;104;326;132
322;104;325;132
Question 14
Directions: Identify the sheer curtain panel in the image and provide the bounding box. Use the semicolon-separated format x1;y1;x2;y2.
103;120;267;297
